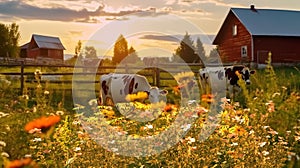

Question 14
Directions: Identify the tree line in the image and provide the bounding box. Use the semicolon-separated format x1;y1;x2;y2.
0;22;219;65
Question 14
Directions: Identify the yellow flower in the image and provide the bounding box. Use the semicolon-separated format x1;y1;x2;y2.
125;92;148;102
229;125;247;136
219;125;229;135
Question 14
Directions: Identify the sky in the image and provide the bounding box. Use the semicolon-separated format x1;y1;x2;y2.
1;0;300;58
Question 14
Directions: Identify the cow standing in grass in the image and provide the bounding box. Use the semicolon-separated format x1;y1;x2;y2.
99;73;168;106
199;65;255;97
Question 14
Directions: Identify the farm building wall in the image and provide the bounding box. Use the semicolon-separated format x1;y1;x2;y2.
213;11;252;63
253;36;300;63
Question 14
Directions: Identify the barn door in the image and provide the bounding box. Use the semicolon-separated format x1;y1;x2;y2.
256;50;269;68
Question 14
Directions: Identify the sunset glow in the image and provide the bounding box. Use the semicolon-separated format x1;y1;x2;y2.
1;0;300;58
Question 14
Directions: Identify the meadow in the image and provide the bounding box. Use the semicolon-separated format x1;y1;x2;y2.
0;61;299;167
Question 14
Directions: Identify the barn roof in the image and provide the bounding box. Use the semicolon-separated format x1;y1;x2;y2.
231;7;300;37
32;34;65;50
20;42;29;49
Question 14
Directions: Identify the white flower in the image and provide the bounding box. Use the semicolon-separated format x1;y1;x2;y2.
22;95;29;100
24;154;32;158
74;147;81;151
88;99;98;106
272;92;280;98
32;138;42;142
0;141;6;147
111;148;118;152
33;107;37;113
44;90;50;95
181;124;191;132
262;126;269;129
259;142;267;147
1;152;9;158
262;151;269;156
145;124;153;129
56;111;64;115
34;69;42;76
186;137;196;144
231;142;238;146
249;130;254;135
0;112;9;118
109;140;115;144
188;100;197;105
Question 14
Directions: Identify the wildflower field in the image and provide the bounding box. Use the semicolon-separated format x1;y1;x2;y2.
0;63;300;167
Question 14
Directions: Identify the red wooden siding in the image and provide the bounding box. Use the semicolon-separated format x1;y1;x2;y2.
21;35;65;61
214;11;252;63
253;36;300;63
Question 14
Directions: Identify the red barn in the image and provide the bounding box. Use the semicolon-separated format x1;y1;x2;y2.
20;34;65;63
213;5;300;66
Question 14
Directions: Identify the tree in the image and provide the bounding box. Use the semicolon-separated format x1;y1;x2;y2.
175;32;198;63
0;23;20;58
112;34;128;64
195;37;205;63
125;46;139;64
74;40;82;58
84;46;97;59
207;47;220;63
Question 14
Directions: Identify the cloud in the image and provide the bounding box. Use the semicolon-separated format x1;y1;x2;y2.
140;35;180;43
0;1;144;22
140;34;216;45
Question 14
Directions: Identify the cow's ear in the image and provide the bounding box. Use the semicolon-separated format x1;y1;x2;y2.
160;90;168;95
250;70;256;74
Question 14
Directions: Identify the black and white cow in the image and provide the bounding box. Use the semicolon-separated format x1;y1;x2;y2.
99;73;168;105
199;65;255;95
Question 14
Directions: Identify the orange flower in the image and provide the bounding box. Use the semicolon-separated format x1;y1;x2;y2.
172;85;184;95
5;158;38;168
164;104;173;112
25;115;60;133
201;94;215;103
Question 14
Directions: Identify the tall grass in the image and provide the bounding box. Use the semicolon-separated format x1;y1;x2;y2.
0;61;299;167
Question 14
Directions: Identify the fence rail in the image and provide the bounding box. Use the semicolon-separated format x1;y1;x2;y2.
0;61;204;95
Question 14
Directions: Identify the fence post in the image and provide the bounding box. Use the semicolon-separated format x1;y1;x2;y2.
20;61;24;95
155;67;160;87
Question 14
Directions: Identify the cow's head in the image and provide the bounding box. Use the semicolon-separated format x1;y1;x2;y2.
225;66;255;86
148;87;168;103
240;67;255;85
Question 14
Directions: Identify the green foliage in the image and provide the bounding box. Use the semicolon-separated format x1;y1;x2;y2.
113;34;128;64
0;61;300;167
84;46;97;59
74;40;82;58
195;37;206;63
0;22;20;58
175;32;202;64
124;46;139;64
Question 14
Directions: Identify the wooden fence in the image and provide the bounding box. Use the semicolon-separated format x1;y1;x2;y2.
0;61;204;95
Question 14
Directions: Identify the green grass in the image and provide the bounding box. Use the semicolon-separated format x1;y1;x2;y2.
0;64;300;167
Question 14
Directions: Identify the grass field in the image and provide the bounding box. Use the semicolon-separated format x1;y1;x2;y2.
0;63;299;167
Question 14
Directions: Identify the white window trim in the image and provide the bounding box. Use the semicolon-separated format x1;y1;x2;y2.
232;25;237;36
241;46;247;57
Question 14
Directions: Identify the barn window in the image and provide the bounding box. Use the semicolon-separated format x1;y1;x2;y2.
241;46;247;57
232;25;237;36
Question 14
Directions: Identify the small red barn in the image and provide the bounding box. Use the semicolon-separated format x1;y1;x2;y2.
213;5;300;66
20;34;65;62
